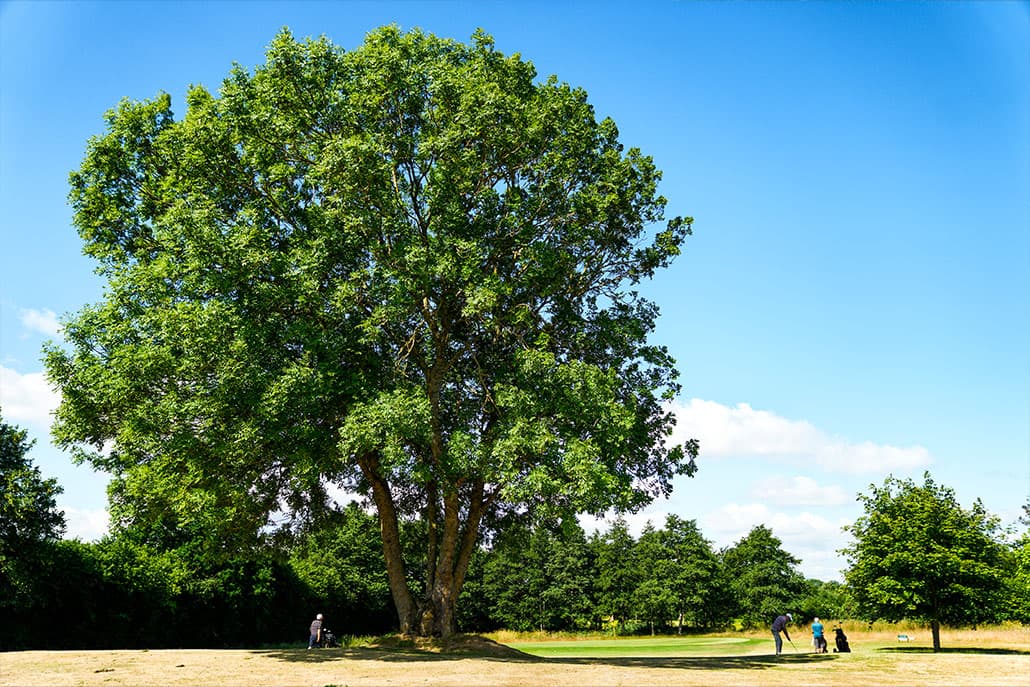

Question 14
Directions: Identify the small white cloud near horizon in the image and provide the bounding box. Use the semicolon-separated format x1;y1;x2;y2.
583;504;852;580
669;398;931;474
61;505;110;542
579;510;673;539
750;475;850;506
0;365;59;429
700;502;853;580
19;308;62;337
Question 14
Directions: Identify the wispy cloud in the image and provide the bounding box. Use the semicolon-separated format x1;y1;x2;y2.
750;475;850;506
19;308;62;337
669;398;931;473
0;365;59;429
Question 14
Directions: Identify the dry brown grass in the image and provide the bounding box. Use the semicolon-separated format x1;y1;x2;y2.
2;627;1027;686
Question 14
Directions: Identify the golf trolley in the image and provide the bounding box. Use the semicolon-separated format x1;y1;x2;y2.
833;626;851;653
316;627;339;648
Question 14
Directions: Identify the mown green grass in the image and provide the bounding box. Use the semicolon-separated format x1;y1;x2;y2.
508;635;769;657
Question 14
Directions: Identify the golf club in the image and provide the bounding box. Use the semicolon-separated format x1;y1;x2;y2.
788;638;798;652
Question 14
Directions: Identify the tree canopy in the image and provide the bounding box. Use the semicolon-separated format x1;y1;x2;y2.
0;415;67;636
0;415;65;547
842;473;1008;650
46;26;696;636
720;525;806;629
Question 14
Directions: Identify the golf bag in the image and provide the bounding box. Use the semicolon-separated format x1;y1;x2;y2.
318;628;339;648
833;627;851;653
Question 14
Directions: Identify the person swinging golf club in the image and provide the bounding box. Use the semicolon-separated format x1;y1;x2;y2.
771;612;793;655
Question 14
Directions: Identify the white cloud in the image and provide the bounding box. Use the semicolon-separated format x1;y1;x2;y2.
19;308;62;337
0;365;59;429
701;503;848;550
325;482;362;509
581;504;853;580
669;398;931;473
579;510;672;538
61;505;109;541
750;475;850;506
699;502;853;580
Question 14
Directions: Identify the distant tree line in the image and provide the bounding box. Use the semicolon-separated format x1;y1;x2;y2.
3;417;1027;649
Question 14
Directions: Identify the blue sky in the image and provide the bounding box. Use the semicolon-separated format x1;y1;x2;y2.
1;0;1027;580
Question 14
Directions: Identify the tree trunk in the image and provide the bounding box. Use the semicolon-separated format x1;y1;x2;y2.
931;619;941;652
359;453;417;634
423;482;487;637
359;450;489;638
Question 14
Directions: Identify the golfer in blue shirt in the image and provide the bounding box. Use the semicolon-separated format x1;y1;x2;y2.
812;617;826;653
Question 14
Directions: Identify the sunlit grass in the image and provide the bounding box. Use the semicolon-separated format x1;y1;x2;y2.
505;634;767;657
488;622;1030;656
2;625;1027;686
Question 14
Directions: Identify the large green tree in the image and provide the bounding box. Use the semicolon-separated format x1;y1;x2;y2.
632;523;678;634
654;515;726;631
593;517;642;631
842;473;1008;651
721;525;805;629
45;26;696;636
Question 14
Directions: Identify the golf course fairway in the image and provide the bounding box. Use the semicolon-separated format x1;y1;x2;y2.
508;635;768;657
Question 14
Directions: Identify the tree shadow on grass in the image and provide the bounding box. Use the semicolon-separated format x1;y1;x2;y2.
878;646;1030;656
523;653;836;671
259;646;838;672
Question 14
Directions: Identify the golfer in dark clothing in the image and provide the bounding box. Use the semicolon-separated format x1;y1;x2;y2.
308;613;323;649
772;613;792;654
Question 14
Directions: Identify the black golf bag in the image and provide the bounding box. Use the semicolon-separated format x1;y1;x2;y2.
833;627;851;653
318;628;339;648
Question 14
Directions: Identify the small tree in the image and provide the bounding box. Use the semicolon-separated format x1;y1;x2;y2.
593;518;641;632
0;415;67;649
842;473;1008;651
1006;501;1030;623
660;515;725;631
289;503;396;635
795;579;855;624
633;523;676;634
1004;532;1030;623
0;416;66;546
634;515;724;632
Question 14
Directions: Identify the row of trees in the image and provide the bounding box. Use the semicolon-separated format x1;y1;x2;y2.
461;517;848;634
1;414;395;649
0;411;808;648
5;414;1026;650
